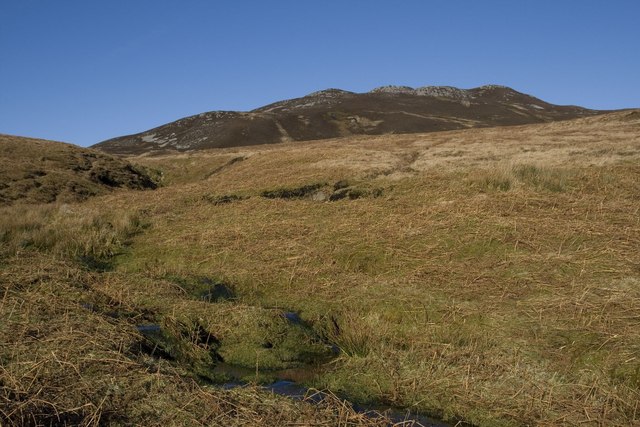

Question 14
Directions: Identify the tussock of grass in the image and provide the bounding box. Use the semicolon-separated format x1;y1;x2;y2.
470;163;569;193
315;311;380;358
0;204;146;263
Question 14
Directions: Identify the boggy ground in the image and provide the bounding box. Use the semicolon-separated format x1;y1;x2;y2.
0;208;393;426
1;110;639;426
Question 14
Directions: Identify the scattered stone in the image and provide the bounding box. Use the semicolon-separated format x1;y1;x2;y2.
311;191;329;202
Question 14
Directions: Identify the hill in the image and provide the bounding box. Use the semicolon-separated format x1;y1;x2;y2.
0;134;158;205
2;110;639;426
93;85;601;155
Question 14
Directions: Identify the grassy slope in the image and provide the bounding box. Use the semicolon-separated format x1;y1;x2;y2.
0;134;158;206
0;155;389;425
2;110;639;426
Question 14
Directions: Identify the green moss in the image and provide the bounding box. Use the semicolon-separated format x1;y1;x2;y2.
214;307;332;370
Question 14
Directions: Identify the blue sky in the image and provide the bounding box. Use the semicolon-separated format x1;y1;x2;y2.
1;1;639;147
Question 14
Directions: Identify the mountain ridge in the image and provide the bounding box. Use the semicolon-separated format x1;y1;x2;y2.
93;85;604;155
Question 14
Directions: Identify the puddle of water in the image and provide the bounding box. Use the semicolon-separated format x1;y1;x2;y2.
213;361;325;384
136;324;161;333
357;404;453;427
266;380;309;399
282;311;303;324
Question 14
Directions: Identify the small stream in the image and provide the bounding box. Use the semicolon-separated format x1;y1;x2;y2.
136;313;457;427
212;362;453;427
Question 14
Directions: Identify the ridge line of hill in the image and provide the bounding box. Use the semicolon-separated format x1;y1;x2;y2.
93;84;606;155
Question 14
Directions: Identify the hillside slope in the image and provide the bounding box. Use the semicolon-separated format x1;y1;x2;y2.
93;85;601;155
2;111;639;426
107;110;640;425
0;134;158;205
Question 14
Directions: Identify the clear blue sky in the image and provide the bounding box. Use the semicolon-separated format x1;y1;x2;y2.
1;1;638;147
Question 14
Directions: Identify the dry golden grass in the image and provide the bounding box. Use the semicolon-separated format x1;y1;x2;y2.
2;110;639;426
134;110;640;192
0;133;158;206
0;203;146;263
